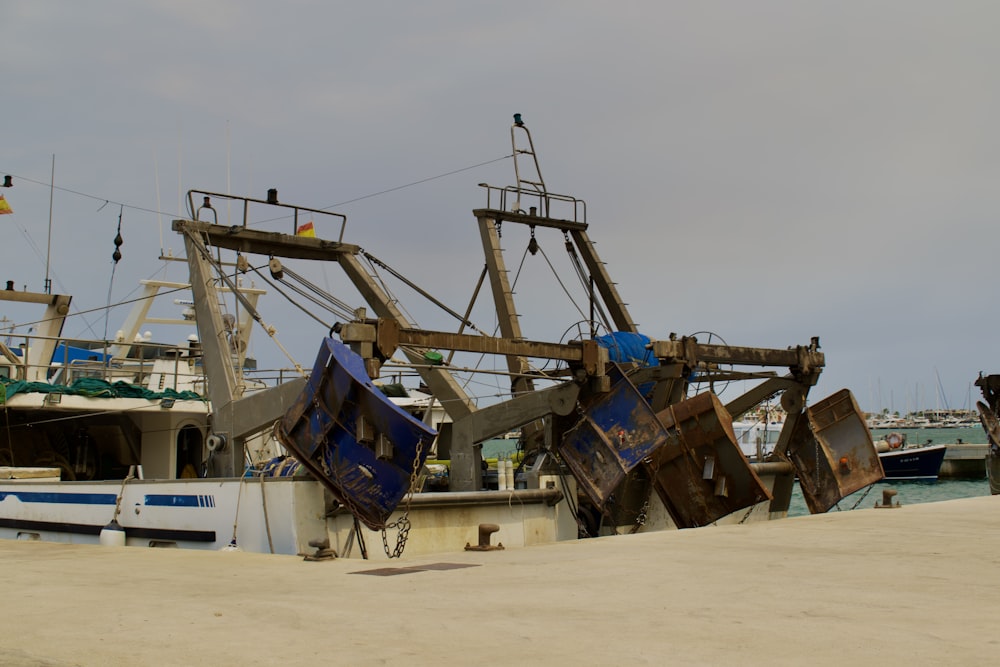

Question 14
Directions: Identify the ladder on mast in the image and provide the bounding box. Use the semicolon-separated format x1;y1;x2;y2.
510;113;550;216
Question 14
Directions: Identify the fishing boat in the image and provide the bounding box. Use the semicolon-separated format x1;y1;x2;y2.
875;433;946;480
0;117;883;558
0;278;312;552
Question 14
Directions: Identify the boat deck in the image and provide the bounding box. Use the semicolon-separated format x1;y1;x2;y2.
2;494;999;666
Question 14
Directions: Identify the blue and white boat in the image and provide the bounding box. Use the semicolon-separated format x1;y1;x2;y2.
876;433;947;480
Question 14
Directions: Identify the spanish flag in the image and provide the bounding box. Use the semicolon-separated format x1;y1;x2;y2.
295;221;315;237
0;194;11;215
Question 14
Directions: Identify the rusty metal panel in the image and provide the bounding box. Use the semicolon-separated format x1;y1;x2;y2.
650;339;825;371
646;392;772;528
375;318;400;359
789;389;883;514
604;466;655;530
557;366;669;508
277;337;437;530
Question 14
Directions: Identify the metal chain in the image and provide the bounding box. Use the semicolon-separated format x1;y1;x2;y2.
847;483;875;511
628;500;649;534
738;502;756;525
291;388;428;560
813;428;821;492
381;436;425;559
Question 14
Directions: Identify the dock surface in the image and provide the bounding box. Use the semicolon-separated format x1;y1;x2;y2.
941;442;989;478
3;495;999;666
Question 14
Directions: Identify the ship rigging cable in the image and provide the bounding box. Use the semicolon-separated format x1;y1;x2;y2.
248;264;333;330
184;230;305;376
0;153;514;226
510;231;616;364
362;251;485;335
248;259;358;327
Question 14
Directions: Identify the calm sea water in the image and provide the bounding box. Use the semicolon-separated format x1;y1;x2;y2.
786;479;991;517
785;425;991;516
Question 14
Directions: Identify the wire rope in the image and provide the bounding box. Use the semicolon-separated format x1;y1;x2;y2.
280;266;358;321
0;153;514;228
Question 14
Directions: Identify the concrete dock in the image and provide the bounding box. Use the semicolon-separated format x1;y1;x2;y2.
941;442;990;478
3;494;1000;666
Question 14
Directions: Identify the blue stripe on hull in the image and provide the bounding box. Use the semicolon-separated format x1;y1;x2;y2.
0;491;117;505
143;494;217;508
0;491;217;508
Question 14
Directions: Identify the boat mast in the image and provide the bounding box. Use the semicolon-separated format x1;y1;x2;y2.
44;154;55;295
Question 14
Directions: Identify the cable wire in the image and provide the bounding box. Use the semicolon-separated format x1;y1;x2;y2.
0;153;513;227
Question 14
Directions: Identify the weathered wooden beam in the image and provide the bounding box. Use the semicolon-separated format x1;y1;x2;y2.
172;219;360;260
472;208;588;232
650;338;825;371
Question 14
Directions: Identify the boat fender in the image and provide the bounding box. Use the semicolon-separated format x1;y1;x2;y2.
99;519;126;547
221;538;242;552
207;434;228;453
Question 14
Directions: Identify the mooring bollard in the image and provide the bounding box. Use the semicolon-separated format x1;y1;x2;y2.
875;488;900;509
465;523;504;551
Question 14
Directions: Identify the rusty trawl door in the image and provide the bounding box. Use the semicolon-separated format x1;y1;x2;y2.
557;366;669;508
788;389;883;514
646;392;772;528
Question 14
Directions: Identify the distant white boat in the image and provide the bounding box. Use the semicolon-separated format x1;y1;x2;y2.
731;420;785;460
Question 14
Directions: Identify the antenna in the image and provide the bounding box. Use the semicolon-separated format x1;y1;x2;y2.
226;120;232;225
44;154;55;294
154;147;164;255
177;117;183;219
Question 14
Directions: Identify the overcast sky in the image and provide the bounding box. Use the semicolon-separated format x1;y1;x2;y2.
4;1;999;414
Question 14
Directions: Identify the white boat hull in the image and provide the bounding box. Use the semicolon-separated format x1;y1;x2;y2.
0;473;580;558
0;466;791;558
0;476;328;553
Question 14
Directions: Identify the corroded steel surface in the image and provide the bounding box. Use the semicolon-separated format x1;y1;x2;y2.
652;339;824;368
557;367;668;507
559;376;773;528
277;337;437;530
790;389;883;514
647;392;771;528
